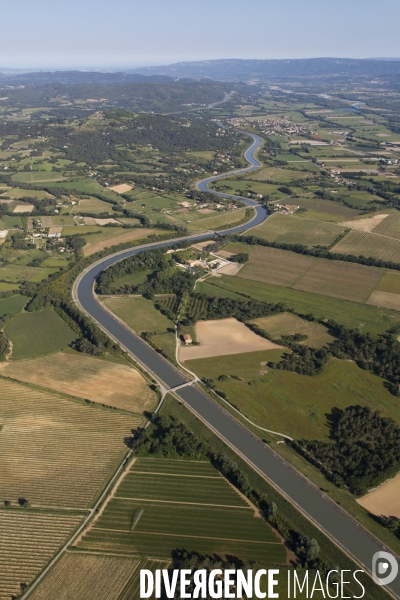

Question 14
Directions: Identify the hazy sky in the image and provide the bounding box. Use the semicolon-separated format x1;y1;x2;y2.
1;0;400;69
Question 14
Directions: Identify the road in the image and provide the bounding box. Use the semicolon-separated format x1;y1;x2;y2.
74;133;400;599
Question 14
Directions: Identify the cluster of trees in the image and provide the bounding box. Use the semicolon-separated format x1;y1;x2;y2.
293;406;400;495
0;331;8;357
134;415;207;459
9;232;35;251
183;295;285;325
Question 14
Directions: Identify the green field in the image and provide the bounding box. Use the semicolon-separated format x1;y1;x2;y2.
0;294;29;316
11;171;66;183
79;458;286;563
197;276;400;335
102;296;176;360
187;356;400;440
3;215;23;228
252;312;335;348
5;309;77;359
249;213;345;247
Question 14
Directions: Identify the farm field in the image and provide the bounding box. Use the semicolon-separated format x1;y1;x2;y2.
0;351;157;414
184;207;250;232
4;309;77;359
82;228;162;256
229;244;385;304
179;317;283;360
29;553;140;600
185;356;400;440
249;213;345;247
0;510;82;600
340;213;390;232
371;212;400;239
102;296;176;361
357;474;400;519
252;313;335;348
78;458;287;563
0;294;29;315
0;378;143;507
197;276;400;336
73;196;115;214
119;559;168;600
331;229;400;262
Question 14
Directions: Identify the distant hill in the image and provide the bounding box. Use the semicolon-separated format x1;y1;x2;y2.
0;70;174;85
130;57;400;80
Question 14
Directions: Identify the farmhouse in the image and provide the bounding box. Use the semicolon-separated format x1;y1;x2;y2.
182;334;192;345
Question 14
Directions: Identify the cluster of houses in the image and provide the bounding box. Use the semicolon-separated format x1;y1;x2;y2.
270;202;300;214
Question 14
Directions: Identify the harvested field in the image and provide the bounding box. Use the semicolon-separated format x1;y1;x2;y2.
0;510;82;600
30;553;139;600
249;213;345;247
95;218;120;225
366;290;400;311
78;458;286;563
0;378;143;507
13;204;34;213
0;229;8;238
293;260;382;303
252;313;334;348
372;213;400;240
40;216;53;227
48;226;62;235
179;318;283;361
215;262;243;275
0;352;157;413
83;228;160;256
340;214;389;232
331;229;400;262
238;246;316;287
236;245;383;303
84;217;97;225
109;183;133;193
357;473;400;519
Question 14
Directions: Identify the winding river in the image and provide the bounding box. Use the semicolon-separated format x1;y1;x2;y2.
74;134;400;598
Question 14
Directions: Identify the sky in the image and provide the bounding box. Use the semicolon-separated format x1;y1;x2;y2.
1;0;400;70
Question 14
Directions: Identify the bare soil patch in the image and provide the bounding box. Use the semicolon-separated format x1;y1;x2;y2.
109;183;132;194
216;262;243;276
40;216;53;227
357;473;400;518
366;290;400;311
48;226;63;235
13;204;34;213
340;214;389;232
179;318;283;361
0;352;156;413
84;217;97;225
95;218;121;226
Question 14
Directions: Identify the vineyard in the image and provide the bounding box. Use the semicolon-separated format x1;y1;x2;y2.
371;213;400;240
0;510;82;600
0;352;157;414
0;379;143;508
249;213;345;247
29;553;140;600
331;229;400;262
77;458;287;563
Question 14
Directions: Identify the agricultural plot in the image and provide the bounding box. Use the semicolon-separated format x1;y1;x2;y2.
331;229;400;262
0;352;157;414
29;553;140;600
0;378;143;507
184;207;249;232
78;458;286;563
185;356;400;440
74;196;115;214
179;318;283;361
250;213;345;247
0;294;28;316
5;309;77;359
340;213;390;232
357;474;400;519
0;510;82;600
371;212;400;240
120;559;169;600
252;313;335;348
82;228;162;256
234;245;383;303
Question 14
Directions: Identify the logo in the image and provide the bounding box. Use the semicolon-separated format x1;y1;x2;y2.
372;551;399;586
